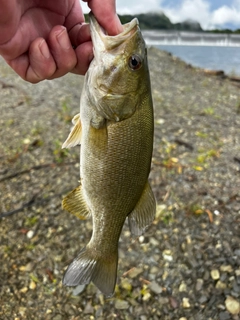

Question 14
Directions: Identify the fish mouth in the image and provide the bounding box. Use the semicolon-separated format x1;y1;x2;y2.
99;84;134;97
89;12;139;51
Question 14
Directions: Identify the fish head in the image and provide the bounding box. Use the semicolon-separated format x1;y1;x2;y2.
87;12;150;122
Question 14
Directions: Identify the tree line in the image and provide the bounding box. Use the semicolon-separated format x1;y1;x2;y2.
84;13;240;33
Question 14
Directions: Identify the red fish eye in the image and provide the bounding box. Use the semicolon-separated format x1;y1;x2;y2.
128;55;142;70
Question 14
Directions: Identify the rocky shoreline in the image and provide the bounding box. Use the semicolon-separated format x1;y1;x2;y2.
0;47;240;319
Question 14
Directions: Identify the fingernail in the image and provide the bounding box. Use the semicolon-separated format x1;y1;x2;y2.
39;40;50;59
57;27;71;50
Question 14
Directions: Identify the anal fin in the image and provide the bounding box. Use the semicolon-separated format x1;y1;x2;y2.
62;185;90;220
62;113;82;149
128;181;156;236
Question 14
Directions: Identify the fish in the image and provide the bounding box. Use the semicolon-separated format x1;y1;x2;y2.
61;12;156;297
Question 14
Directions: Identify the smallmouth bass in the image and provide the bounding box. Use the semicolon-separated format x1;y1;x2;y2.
62;12;155;297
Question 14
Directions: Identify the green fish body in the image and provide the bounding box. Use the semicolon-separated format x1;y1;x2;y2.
62;13;155;296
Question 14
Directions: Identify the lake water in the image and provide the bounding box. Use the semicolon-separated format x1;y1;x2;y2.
154;45;240;76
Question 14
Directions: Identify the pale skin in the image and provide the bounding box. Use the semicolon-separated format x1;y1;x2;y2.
0;0;123;83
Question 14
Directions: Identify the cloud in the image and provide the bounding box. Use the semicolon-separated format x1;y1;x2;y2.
81;0;240;30
81;0;165;15
115;0;165;15
211;1;240;27
163;0;211;29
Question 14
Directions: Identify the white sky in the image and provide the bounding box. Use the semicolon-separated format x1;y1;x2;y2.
81;0;240;29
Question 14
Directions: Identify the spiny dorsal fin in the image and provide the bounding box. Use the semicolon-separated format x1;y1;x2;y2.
62;113;82;149
62;185;91;220
128;181;156;236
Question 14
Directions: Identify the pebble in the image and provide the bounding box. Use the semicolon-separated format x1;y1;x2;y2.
19;287;28;293
150;266;159;274
235;269;240;276
149;281;162;294
169;296;179;309
142;292;151;301
128;267;143;278
198;295;208;304
211;269;220;280
19;262;34;272
234;249;240;256
220;265;233;273
23;138;31;144
83;301;94;314
216;280;227;290
219;311;231;320
225;296;240;315
182;297;191;308
52;315;62;320
162;249;173;261
29;280;36;290
115;299;129;310
26;230;34;239
196;278;203;291
121;278;132;291
179;282;187;292
159;297;169;305
72;284;86;296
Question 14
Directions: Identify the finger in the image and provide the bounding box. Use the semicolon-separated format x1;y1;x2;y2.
6;38;57;83
46;26;77;79
71;41;93;75
68;23;91;48
64;0;85;30
0;0;20;44
83;0;123;35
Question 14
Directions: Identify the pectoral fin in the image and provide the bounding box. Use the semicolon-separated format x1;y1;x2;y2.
62;113;82;149
62;185;90;220
89;122;108;154
128;182;156;236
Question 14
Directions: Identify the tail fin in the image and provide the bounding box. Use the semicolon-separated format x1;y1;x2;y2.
63;247;118;297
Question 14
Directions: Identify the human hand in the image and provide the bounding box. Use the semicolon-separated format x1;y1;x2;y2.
0;0;122;83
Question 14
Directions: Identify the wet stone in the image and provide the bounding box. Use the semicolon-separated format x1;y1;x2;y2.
220;265;233;273
159;297;169;305
234;249;240;256
196;278;203;291
216;280;227;290
211;269;220;280
115;299;129;310
179;282;187;292
149;281;162;294
84;301;94;314
225;296;240;315
52;315;63;320
219;311;231;320
182;297;191;308
128;267;143;278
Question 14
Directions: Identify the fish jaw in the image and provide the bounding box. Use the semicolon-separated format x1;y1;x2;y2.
87;13;149;123
89;12;139;53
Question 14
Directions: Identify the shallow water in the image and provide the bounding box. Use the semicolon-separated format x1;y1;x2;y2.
154;45;240;76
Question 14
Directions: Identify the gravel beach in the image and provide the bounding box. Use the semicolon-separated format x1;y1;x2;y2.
0;47;240;320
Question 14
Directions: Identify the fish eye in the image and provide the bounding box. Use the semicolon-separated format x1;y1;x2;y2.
128;55;142;71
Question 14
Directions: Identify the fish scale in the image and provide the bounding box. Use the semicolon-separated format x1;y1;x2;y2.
61;12;156;296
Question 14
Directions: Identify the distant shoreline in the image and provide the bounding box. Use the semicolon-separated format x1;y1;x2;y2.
143;30;240;47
